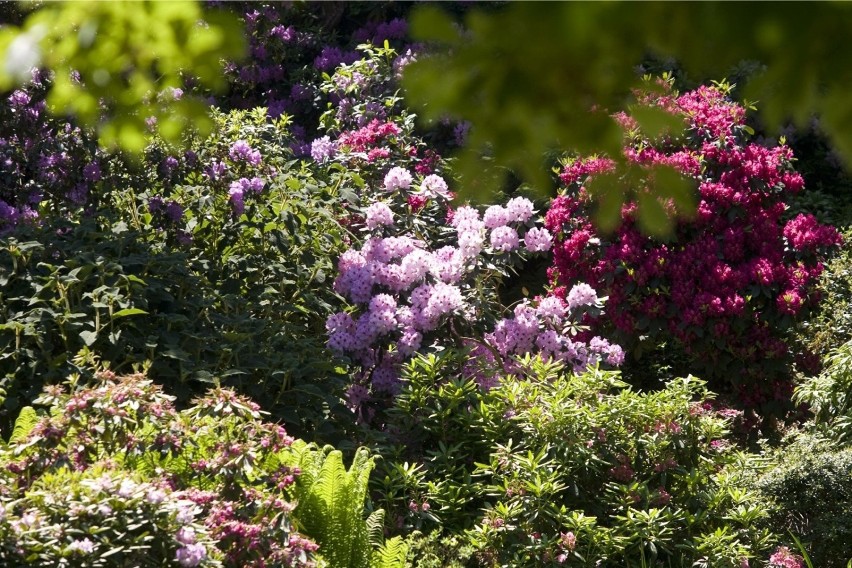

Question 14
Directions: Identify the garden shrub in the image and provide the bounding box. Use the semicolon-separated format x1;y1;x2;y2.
545;79;842;406
0;72;101;232
794;338;852;440
750;431;852;568
371;351;782;566
305;43;623;413
793;227;852;368
0;371;396;567
0;108;350;438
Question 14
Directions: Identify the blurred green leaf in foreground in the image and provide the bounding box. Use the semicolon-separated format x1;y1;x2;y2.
0;1;245;152
404;3;852;232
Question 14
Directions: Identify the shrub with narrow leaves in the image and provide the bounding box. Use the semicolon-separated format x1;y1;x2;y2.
370;351;783;566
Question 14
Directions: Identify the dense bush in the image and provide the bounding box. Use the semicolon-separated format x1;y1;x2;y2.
0;371;413;567
0;73;101;232
794;339;852;440
369;351;785;566
0;372;321;566
750;431;852;567
793;227;852;367
0;108;350;437
546;79;841;405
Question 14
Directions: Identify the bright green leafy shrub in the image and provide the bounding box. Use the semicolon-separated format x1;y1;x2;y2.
794;339;852;441
286;444;381;568
793;227;852;367
372;352;779;566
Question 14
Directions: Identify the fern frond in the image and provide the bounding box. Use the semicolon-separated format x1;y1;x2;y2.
291;446;376;568
9;406;38;444
372;536;409;568
366;509;386;548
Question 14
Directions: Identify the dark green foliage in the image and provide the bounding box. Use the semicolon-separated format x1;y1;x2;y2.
752;433;852;568
398;531;474;568
404;3;852;226
0;109;349;439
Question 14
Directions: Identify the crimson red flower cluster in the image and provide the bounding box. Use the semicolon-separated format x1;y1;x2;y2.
546;83;841;393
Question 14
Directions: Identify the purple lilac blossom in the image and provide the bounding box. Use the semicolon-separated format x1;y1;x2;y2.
524;227;553;252
229;140;262;165
483;205;511;229
229;188;245;216
505;196;535;223
67;538;95;555
83;162;101;182
175;543;207;567
490;226;520;252
176;527;197;545
566;283;599;309
420;174;450;198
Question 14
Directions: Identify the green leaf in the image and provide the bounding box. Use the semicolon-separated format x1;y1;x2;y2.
409;5;460;45
9;406;38;444
631;105;686;139
112;308;149;319
586;172;625;233
79;330;98;347
636;191;673;238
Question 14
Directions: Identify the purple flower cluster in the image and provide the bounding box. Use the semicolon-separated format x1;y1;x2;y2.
384;166;414;192
1;77;100;231
229;140;262;166
310;135;338;163
326;162;583;405
485;293;624;373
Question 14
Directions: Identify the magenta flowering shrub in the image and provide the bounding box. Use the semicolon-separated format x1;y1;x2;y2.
546;80;842;400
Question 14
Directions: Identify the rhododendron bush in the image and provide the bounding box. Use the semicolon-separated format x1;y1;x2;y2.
546;80;842;402
325;164;623;411
307;44;623;411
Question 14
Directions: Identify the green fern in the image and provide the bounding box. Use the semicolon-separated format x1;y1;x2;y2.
367;509;386;548
8;406;38;444
372;536;409;568
288;445;376;568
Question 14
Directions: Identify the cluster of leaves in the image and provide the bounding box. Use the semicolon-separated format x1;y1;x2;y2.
368;351;787;567
403;3;852;218
791;227;852;369
0;108;349;438
545;80;841;408
748;431;852;567
794;339;852;441
0;1;245;152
